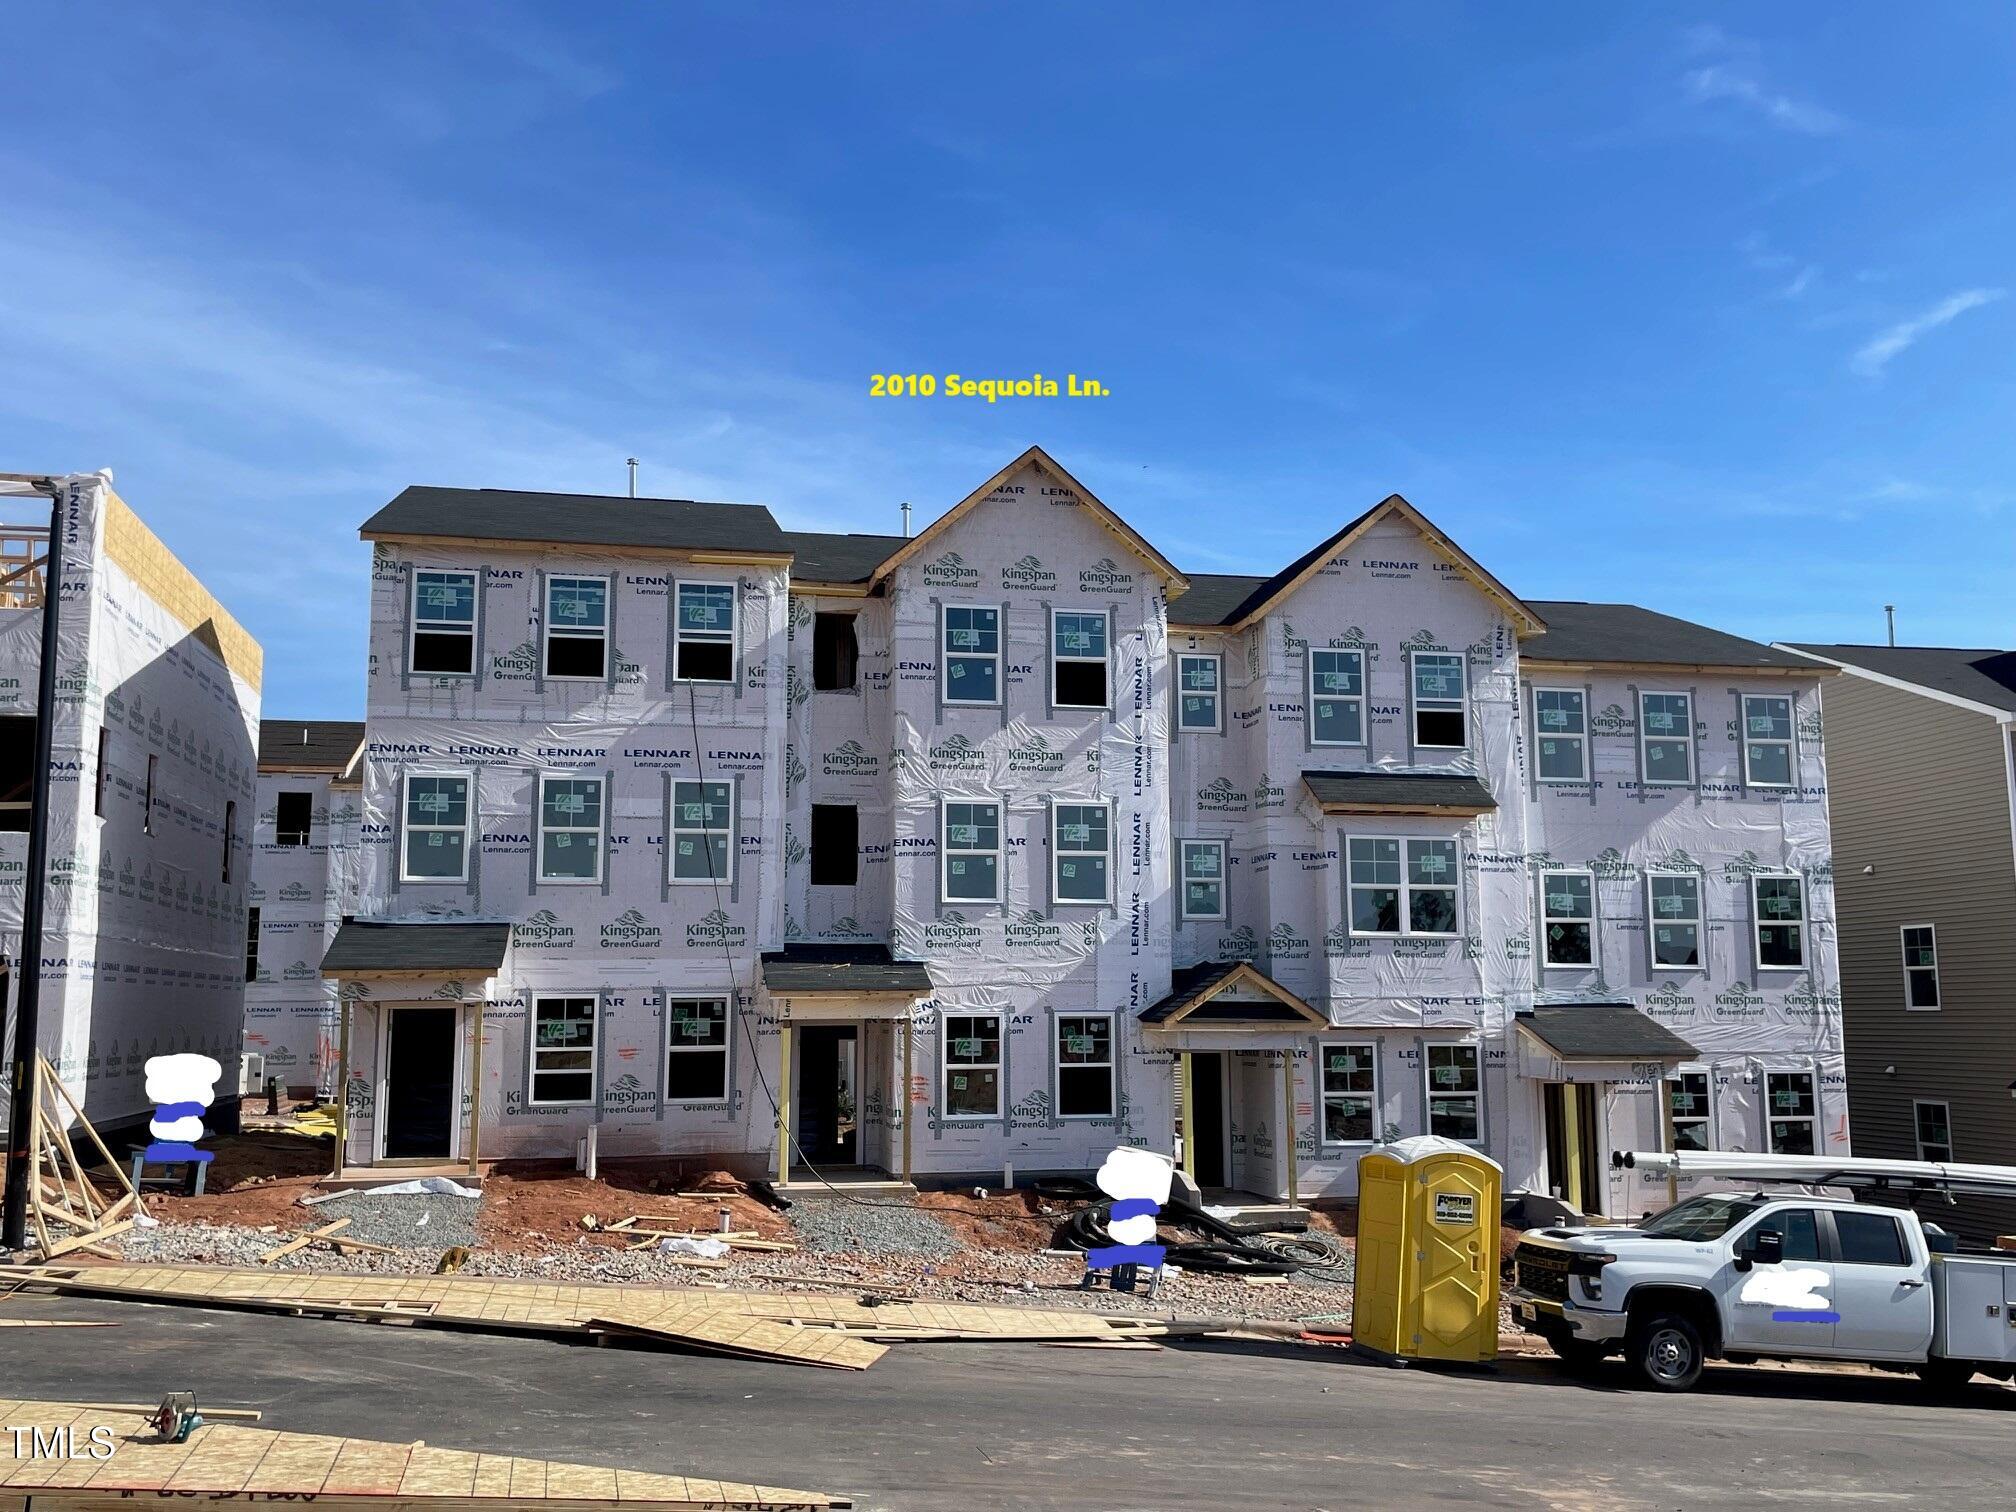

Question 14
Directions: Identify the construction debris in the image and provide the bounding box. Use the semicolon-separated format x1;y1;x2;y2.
8;1054;142;1261
0;1399;842;1509
259;1218;353;1263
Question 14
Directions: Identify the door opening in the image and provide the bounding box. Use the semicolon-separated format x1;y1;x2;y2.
797;1025;859;1167
383;1007;457;1159
1542;1081;1602;1215
1189;1052;1228;1188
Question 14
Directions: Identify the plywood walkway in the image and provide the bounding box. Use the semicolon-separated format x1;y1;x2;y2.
0;1265;1199;1371
0;1400;842;1509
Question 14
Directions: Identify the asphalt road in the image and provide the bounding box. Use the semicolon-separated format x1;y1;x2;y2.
3;1292;2013;1510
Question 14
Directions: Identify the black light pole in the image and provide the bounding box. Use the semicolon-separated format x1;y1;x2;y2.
2;479;65;1253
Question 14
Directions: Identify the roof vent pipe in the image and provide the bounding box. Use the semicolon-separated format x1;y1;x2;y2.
900;501;912;538
627;458;639;498
1884;604;1896;647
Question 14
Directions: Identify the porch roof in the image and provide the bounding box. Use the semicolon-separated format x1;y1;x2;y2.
1140;959;1329;1029
1301;769;1497;815
759;943;933;995
321;919;509;976
1515;1003;1697;1061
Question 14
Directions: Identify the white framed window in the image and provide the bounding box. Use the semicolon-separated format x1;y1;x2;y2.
537;773;605;884
1669;1071;1712;1151
410;569;477;676
1309;649;1366;747
670;778;735;884
1426;1044;1481;1141
1051;801;1112;905
1639;691;1693;785
666;998;729;1101
940;800;1001;904
1347;836;1459;937
530;995;596;1105
674;580;736;682
1411;652;1467;749
1913;1099;1954;1163
1742;694;1794;787
1176;653;1222;732
1765;1071;1817;1155
943;1014;1002;1118
1752;874;1806;971
401;772;472;883
543;575;609;680
1055;1014;1114;1118
942;605;1001;706
1179;839;1226;921
1646;871;1703;970
1052;609;1110;709
1320;1042;1378;1144
1901;924;1940;1010
1540;869;1595;967
1533;688;1588;782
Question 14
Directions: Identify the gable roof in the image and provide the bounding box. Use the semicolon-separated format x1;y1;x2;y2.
1524;602;1814;671
1166;493;1544;636
1780;643;2016;717
258;720;365;772
362;486;792;558
868;446;1188;595
1302;769;1497;815
1139;959;1329;1028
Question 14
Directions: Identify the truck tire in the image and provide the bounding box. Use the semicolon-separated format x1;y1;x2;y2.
1916;1360;1979;1395
1627;1313;1704;1392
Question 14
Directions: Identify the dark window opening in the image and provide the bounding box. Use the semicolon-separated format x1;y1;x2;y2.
1054;660;1108;709
245;906;260;982
275;790;312;846
411;630;475;675
810;804;859;886
0;715;35;833
544;633;606;680
223;800;236;881
1834;1210;1908;1266
1415;708;1467;748
144;753;158;836
676;639;734;683
813;613;859;691
95;727;109;818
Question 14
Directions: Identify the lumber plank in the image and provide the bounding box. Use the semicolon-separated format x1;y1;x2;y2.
259;1217;352;1263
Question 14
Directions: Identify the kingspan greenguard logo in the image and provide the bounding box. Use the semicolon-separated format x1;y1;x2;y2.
1587;847;1637;881
922;551;980;587
1785;981;1842;1018
282;959;318;982
603;1072;654;1111
1589;702;1635;736
922;910;983;949
1280;620;1308;658
1652;847;1701;872
1001;554;1056;591
491;641;539;679
1712;980;1766;1019
1398;629;1445;653
1078;556;1135;592
785;748;808;790
515;909;576;949
825;915;875;941
1266;922;1310;961
686;908;746;947
1197;776;1248;813
1797;707;1824;742
1644;981;1697;1020
1216;924;1259;961
1324;921;1367;959
1005;909;1063;949
822;740;882;778
1008;733;1066;775
1253;771;1287;811
601;907;663;950
1804;858;1834;886
1720;851;1770;881
926;733;986;773
55;657;97;704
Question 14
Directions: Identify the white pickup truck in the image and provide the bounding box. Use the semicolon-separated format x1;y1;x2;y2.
1508;1152;2016;1394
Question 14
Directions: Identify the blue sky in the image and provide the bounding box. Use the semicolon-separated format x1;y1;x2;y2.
3;4;2010;716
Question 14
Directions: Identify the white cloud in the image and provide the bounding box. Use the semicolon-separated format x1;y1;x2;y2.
1851;289;2005;378
1684;63;1844;135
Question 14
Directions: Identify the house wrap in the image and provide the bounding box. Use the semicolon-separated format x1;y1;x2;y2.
1;471;261;1134
325;447;1844;1213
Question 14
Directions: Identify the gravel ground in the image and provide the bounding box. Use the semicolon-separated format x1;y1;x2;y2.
781;1196;961;1259
316;1192;483;1249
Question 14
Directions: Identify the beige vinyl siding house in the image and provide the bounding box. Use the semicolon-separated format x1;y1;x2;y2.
1783;643;2016;1241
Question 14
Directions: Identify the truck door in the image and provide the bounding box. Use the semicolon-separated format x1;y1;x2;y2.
1722;1207;1837;1354
1824;1209;1935;1360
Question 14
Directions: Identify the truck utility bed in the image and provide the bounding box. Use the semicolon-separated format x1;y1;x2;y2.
1934;1252;2016;1365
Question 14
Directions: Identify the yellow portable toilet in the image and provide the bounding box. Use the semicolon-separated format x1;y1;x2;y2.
1354;1136;1502;1363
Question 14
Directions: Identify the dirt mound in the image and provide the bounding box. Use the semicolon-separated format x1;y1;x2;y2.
475;1159;790;1255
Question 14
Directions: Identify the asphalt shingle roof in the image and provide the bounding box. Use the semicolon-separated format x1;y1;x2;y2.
779;530;908;585
258;720;365;770
1301;770;1497;812
1139;960;1318;1025
759;944;933;994
1783;643;2016;716
1523;602;1809;669
1517;1003;1698;1060
321;920;510;975
362;486;792;555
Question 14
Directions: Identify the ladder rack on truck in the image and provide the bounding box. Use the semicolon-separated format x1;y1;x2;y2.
1613;1149;2016;1204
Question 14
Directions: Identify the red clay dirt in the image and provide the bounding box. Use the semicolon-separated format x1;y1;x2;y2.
473;1159;791;1254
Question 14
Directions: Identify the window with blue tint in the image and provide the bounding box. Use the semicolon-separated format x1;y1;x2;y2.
1742;694;1794;787
941;800;1001;902
1309;650;1365;746
402;774;470;881
1412;653;1467;748
544;576;609;680
1639;692;1694;784
1053;610;1109;708
1177;653;1221;731
538;774;605;883
1179;839;1226;920
671;779;734;883
1647;872;1702;968
943;606;1001;704
1052;803;1111;903
676;581;736;682
1534;688;1587;781
411;570;477;675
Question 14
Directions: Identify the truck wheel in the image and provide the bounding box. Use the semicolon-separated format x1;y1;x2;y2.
1628;1313;1704;1392
1916;1361;1978;1395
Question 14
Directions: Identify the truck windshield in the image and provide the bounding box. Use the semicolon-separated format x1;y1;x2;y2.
1637;1194;1764;1240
